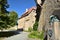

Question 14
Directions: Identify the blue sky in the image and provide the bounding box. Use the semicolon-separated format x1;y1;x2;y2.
7;0;36;18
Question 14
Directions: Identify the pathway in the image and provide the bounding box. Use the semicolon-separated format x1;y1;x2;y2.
4;32;29;40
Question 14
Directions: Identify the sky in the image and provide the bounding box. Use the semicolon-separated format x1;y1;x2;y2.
7;0;36;18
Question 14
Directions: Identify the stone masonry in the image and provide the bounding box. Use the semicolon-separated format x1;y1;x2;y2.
18;7;36;31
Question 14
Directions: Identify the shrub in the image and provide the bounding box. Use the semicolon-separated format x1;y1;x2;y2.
28;31;39;38
33;21;38;31
28;27;33;32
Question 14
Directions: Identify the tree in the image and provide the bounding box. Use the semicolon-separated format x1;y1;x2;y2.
35;0;60;40
0;0;9;30
0;0;9;13
0;0;18;30
8;11;18;26
35;0;60;31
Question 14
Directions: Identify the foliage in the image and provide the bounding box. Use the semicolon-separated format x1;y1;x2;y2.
0;0;9;29
8;11;18;26
28;27;33;32
33;21;38;31
0;0;18;30
0;0;9;13
28;31;44;40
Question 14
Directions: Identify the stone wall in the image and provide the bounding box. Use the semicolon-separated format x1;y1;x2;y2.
54;22;60;40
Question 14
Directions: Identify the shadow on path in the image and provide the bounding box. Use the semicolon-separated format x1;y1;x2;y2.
0;29;23;37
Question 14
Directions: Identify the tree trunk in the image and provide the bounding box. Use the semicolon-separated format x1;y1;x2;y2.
37;0;60;40
38;0;60;31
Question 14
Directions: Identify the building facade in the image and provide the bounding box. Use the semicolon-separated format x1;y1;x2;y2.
18;7;36;31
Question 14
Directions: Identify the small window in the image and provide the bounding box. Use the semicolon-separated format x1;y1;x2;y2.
25;19;30;21
32;21;34;23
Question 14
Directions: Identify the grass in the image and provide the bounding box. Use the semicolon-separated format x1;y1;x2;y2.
24;27;33;32
28;31;44;40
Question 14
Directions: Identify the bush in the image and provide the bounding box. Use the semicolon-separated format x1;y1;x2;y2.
28;31;44;40
33;21;38;31
28;27;33;32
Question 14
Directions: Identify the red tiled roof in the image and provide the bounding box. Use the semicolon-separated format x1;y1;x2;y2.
19;7;36;19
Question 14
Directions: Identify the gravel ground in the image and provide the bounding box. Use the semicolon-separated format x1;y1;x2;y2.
0;37;5;40
4;32;29;40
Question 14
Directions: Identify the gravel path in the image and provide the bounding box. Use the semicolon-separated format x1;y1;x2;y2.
4;32;29;40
